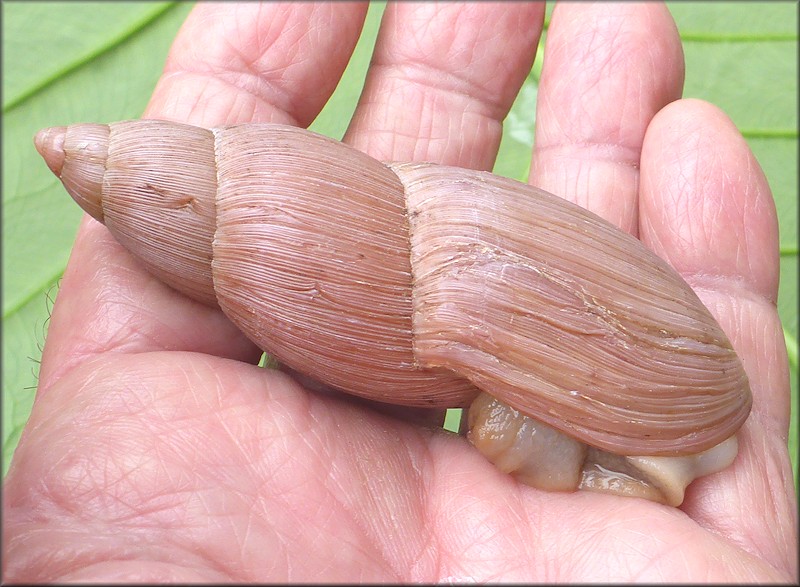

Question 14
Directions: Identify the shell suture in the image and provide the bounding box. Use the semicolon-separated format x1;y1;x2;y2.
35;119;752;505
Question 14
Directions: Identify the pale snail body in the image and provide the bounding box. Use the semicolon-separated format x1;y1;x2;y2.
35;120;752;506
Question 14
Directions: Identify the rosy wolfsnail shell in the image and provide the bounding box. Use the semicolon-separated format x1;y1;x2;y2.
35;119;752;506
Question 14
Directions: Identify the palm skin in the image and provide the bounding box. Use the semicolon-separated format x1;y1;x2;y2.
3;2;796;583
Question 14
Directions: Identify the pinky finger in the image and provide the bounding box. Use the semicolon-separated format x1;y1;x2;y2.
639;98;795;574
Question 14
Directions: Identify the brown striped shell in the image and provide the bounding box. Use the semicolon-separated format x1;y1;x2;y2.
35;119;752;503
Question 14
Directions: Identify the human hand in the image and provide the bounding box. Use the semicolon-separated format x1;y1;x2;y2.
4;2;796;582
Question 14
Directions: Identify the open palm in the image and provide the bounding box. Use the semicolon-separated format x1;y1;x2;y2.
4;3;796;582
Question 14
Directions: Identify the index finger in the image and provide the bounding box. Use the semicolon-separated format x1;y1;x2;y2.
144;2;368;127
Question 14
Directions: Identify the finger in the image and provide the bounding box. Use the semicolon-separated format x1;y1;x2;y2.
344;1;544;168
530;2;684;234
336;2;543;425
639;99;795;573
39;3;369;392
145;1;369;127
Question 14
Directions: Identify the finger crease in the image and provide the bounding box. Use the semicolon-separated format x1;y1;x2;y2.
371;60;509;123
681;272;778;309
535;141;642;171
163;68;300;127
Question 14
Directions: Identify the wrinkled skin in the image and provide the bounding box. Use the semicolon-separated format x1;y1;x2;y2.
3;2;797;582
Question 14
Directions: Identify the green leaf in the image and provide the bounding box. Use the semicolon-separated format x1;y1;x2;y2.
682;41;797;134
2;2;797;491
2;1;194;475
668;1;797;38
2;2;177;111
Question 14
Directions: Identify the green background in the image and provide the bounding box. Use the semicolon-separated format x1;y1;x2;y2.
2;2;797;485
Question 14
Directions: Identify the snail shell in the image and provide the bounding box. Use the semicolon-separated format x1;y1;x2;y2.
35;120;751;505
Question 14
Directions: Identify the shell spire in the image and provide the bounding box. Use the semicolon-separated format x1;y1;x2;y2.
35;124;108;222
34;126;67;176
